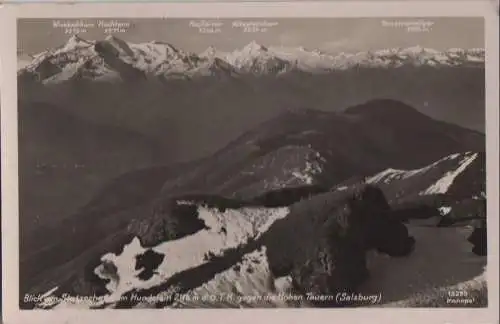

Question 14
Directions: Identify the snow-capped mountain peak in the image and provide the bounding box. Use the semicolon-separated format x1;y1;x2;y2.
241;41;268;54
448;47;466;53
400;45;426;54
199;45;230;60
467;48;485;54
223;41;293;74
101;35;135;59
55;34;94;54
200;45;218;57
67;34;92;45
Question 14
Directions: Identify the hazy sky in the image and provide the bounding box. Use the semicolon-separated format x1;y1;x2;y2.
18;17;484;56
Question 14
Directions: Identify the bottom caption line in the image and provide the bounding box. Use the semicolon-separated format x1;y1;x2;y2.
24;292;383;305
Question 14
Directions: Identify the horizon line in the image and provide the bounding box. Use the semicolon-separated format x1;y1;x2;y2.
18;34;487;57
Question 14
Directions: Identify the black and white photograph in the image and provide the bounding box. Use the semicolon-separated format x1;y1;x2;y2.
8;13;493;311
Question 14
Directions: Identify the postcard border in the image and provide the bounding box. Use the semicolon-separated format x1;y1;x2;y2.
2;1;499;324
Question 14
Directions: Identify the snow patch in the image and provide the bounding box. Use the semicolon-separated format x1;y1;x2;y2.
37;205;290;308
420;152;478;195
438;206;452;216
365;152;474;189
249;146;324;190
291;154;323;185
36;216;486;309
169;246;301;308
175;200;196;205
274;276;295;296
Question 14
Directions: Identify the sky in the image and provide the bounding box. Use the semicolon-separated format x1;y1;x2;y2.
18;17;484;56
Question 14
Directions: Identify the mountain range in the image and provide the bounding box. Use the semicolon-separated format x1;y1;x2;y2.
18;35;485;83
19;99;486;309
17;36;485;171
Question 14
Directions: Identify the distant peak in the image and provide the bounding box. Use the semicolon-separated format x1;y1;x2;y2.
100;35;137;58
149;40;180;52
104;34;121;42
104;34;131;47
201;45;217;57
468;48;485;53
242;41;267;52
403;45;425;53
150;40;173;46
58;34;93;52
447;47;466;53
398;46;442;55
67;34;87;43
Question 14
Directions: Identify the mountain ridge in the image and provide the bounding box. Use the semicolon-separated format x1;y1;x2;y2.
18;35;485;83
